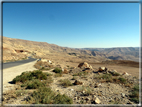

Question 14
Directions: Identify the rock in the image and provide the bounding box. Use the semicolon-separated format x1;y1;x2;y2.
85;97;90;101
122;72;130;76
121;93;125;98
127;101;133;104
78;62;92;70
69;89;74;91
99;67;107;72
82;91;86;94
74;97;77;100
74;80;83;85
94;83;102;88
48;60;52;64
92;95;101;104
41;59;48;62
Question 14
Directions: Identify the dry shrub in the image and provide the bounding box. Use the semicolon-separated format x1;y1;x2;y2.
63;69;69;74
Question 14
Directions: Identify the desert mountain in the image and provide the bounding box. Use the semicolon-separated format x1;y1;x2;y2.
3;36;139;63
81;47;139;62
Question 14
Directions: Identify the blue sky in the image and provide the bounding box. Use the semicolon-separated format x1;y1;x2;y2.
3;3;139;48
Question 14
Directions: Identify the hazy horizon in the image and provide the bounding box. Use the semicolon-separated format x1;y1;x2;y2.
3;36;140;49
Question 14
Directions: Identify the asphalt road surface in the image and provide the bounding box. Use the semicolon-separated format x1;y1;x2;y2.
3;57;37;69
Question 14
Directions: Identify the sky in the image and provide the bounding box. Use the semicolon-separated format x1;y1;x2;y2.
3;2;140;48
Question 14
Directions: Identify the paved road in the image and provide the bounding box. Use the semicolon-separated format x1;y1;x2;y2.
3;57;37;69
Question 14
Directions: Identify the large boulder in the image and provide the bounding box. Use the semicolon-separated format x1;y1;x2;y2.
78;62;92;70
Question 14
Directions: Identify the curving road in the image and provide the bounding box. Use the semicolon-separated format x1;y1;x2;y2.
3;57;37;69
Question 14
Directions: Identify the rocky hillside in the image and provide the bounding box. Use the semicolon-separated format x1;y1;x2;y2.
3;36;107;63
3;36;139;63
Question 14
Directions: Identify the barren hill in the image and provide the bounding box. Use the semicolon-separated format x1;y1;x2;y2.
3;36;108;63
3;36;139;63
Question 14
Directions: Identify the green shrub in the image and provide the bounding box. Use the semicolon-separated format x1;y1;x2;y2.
28;87;73;104
112;72;120;76
78;86;92;95
15;90;28;96
53;68;62;73
118;77;126;84
54;73;62;77
26;79;45;89
44;72;53;76
53;94;73;104
73;72;88;76
59;79;73;87
129;84;139;103
101;73;112;79
12;70;47;84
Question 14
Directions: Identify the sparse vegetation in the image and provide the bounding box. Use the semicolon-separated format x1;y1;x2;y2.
44;72;53;76
54;73;62;77
25;79;45;89
12;70;48;84
26;87;73;104
94;73;129;85
111;72;121;76
129;84;139;103
73;71;88;76
78;86;92;95
53;68;62;73
59;79;73;87
72;76;77;80
118;77;127;84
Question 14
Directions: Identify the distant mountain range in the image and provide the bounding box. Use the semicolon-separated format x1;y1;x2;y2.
3;36;139;62
81;47;139;62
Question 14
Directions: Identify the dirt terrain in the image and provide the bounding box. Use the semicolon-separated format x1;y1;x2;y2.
2;58;140;105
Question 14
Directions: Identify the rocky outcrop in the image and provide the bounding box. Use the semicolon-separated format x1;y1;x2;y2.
98;67;107;72
78;62;92;70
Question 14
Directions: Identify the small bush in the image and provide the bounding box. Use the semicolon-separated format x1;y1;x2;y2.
54;73;62;77
26;79;45;89
53;68;62;73
112;72;120;76
15;90;28;96
78;86;92;95
59;79;73;87
118;77;126;84
73;71;88;76
101;73;112;80
44;72;53;76
12;70;47;84
129;84;139;103
53;94;73;104
28;87;73;104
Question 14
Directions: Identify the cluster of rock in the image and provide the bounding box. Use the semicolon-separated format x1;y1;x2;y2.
98;66;131;76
